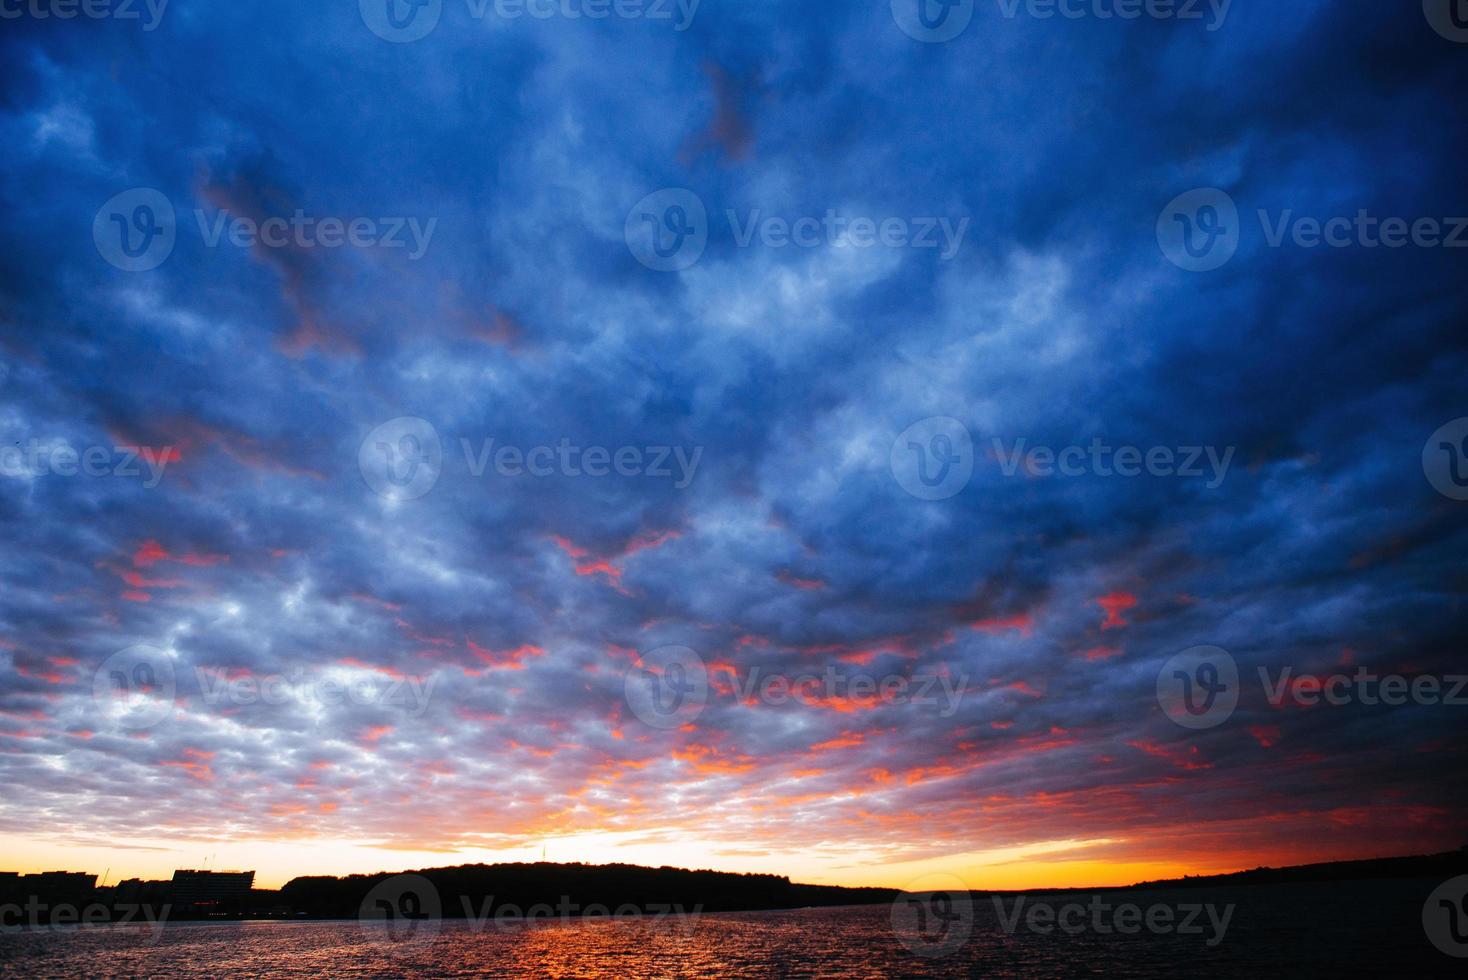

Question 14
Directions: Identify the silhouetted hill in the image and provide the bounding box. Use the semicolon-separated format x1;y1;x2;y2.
4;850;1463;925
1123;848;1468;892
280;862;898;919
974;848;1468;896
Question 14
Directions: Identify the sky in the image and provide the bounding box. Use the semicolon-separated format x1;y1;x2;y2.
1;0;1465;892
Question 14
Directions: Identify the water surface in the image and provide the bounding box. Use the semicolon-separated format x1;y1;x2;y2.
0;878;1455;978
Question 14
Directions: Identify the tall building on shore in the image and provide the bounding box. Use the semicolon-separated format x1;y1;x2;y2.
168;870;255;911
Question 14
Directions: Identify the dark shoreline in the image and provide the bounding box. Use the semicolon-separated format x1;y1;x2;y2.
3;849;1463;928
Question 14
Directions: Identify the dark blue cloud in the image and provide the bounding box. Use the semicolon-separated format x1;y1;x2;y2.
1;0;1465;883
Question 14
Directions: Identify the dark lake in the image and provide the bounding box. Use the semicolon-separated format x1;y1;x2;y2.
0;877;1458;977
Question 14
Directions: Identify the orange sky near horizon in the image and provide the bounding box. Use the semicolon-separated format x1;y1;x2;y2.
0;830;1434;893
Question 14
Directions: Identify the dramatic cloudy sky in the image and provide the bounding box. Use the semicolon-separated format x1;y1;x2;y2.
1;0;1465;890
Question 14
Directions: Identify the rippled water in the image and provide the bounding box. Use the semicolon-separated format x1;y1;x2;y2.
0;879;1456;978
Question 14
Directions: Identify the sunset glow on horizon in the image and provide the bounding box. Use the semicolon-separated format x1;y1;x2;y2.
0;827;1432;894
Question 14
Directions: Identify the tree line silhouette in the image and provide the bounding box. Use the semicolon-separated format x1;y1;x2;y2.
281;862;899;919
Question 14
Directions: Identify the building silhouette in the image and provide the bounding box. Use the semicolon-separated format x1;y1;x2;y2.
0;871;97;907
167;870;256;912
